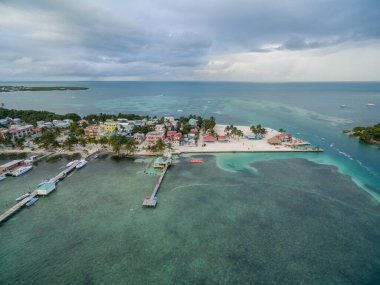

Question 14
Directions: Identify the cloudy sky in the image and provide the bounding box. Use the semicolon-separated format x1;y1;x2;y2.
1;0;380;81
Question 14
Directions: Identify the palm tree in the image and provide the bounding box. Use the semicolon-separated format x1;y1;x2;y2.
279;128;286;133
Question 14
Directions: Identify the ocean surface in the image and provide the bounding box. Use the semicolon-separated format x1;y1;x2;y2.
0;82;380;284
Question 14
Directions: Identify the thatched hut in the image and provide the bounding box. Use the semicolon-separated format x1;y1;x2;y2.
267;136;282;145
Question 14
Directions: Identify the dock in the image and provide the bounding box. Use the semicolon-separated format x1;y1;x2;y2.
142;164;169;208
0;191;38;223
49;161;79;183
0;160;82;224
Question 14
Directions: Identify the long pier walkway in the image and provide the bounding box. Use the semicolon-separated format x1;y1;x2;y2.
0;160;81;224
0;191;38;223
49;161;79;183
142;164;169;208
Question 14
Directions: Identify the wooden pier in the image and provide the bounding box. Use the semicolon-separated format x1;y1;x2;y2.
49;161;79;183
142;164;169;208
0;191;38;223
0;160;82;224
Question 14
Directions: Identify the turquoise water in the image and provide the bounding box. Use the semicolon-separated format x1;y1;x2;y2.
1;82;380;284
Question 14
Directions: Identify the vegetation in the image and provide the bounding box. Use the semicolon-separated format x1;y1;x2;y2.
83;113;147;123
34;129;60;149
250;124;267;136
0;86;88;92
203;116;216;132
224;125;244;140
351;124;380;144
147;138;166;154
0;107;81;125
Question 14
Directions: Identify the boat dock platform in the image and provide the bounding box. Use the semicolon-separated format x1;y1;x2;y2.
49;161;79;183
0;160;81;224
0;191;38;223
142;164;169;208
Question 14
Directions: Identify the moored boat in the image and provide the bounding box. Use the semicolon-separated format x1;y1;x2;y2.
191;159;204;163
0;174;6;181
367;103;375;106
25;197;38;207
10;165;33;177
76;159;88;169
16;192;31;202
66;160;79;167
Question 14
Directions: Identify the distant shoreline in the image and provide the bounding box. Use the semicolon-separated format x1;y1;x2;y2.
0;86;88;92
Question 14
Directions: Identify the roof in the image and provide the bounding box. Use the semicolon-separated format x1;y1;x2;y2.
267;136;282;145
189;118;198;125
154;157;165;164
37;182;56;190
278;133;292;138
167;131;177;136
0;160;23;168
203;135;215;142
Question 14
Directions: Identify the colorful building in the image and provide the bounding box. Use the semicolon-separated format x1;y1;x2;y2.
104;121;118;134
146;131;165;144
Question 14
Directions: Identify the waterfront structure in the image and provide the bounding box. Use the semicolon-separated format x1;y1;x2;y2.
36;182;56;196
0;160;23;173
268;136;282;145
155;124;165;132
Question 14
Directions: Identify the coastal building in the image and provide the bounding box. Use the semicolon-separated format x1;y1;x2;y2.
146;131;165;144
217;135;228;142
84;125;99;139
78;119;89;126
0;118;9;126
0;160;23;173
117;122;133;135
203;134;215;142
36;182;56;196
153;154;172;168
277;133;293;142
155;124;165;132
164;116;175;123
104;120;118;134
8;125;35;139
52;119;72;128
247;135;263;140
133;132;145;143
267;136;282;145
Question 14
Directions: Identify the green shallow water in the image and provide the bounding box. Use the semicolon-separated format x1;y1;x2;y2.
1;155;379;285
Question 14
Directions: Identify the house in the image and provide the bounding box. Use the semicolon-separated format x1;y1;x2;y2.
146;131;165;144
277;133;293;142
84;125;99;139
203;134;215;142
52;119;72;128
217;135;228;142
267;136;282;145
8;125;35;139
33;127;42;138
0;118;9;126
78;119;89;126
133;132;145;143
155;124;165;132
104;120;118;134
118;122;133;135
167;131;177;137
164;116;175;123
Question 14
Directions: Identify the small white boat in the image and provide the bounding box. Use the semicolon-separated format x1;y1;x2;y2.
10;166;33;177
76;159;88;169
340;105;346;108
16;192;31;202
66;160;79;167
367;103;375;106
0;174;6;181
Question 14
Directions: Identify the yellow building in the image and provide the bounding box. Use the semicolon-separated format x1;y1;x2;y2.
104;121;118;134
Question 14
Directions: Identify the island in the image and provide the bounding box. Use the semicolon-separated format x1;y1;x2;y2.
0;86;88;92
344;123;380;145
0;107;322;158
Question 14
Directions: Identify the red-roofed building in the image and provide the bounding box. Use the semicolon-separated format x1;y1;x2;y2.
203;134;215;142
217;135;227;142
167;131;177;137
277;133;293;142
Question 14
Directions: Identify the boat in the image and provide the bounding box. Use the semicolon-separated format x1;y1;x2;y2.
191;159;204;164
25;197;39;207
340;105;346;108
66;160;79;167
0;174;6;181
16;192;31;202
10;165;33;177
76;159;88;169
367;103;375;106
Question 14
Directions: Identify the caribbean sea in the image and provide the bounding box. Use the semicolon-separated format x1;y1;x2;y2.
0;81;379;284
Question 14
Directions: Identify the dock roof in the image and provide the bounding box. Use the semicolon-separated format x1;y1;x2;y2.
0;160;23;168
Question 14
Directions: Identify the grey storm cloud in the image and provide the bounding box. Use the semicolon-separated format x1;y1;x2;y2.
0;0;380;80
